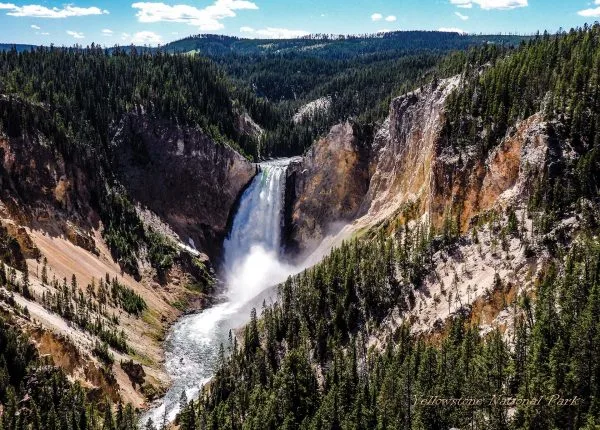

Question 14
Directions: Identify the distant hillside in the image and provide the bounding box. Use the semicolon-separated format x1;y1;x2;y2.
0;43;36;52
162;31;529;59
167;31;529;156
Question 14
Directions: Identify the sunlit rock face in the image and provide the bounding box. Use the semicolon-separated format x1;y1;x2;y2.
286;76;552;254
286;121;371;255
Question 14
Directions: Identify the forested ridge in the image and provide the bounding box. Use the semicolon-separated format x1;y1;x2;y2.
0;312;141;429
163;31;527;59
167;27;600;430
194;32;527;156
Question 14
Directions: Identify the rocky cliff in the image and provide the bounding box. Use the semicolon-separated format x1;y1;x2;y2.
0;98;258;407
288;76;553;255
286;122;370;253
112;112;256;258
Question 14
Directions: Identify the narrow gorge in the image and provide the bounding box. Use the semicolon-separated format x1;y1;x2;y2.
144;159;306;425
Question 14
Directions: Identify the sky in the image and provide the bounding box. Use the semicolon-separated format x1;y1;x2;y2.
1;0;600;46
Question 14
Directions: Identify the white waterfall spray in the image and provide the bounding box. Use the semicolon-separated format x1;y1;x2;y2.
222;159;295;305
142;159;297;427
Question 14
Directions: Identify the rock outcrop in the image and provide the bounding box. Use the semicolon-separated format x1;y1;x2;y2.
112;113;256;257
286;122;370;253
359;77;460;225
288;76;553;254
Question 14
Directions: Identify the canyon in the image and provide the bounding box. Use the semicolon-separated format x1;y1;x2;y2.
0;74;558;412
0;51;589;428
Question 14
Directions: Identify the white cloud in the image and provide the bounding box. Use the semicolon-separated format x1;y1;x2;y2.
102;28;113;35
450;0;473;8
438;27;467;34
450;0;527;10
371;13;383;21
131;0;258;31
130;30;163;45
578;1;600;17
455;11;469;20
0;4;108;18
30;24;40;29
40;31;49;35
578;7;600;17
121;32;131;41
385;15;397;22
66;30;84;39
238;26;308;39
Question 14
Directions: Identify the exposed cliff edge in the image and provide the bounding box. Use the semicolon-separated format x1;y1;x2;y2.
285;74;572;348
287;76;553;255
0;97;258;408
286;122;370;254
112;113;256;258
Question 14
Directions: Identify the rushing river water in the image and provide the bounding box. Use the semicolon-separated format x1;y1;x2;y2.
142;159;298;427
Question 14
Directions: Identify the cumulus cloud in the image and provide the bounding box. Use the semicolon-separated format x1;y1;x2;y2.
371;12;383;21
132;0;258;31
102;28;113;36
579;0;600;17
0;3;108;18
130;30;163;45
66;30;84;39
239;26;309;39
450;0;527;9
455;11;469;20
438;27;467;34
385;15;397;22
30;24;40;29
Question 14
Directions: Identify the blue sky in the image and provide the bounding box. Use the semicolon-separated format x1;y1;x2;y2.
0;0;599;46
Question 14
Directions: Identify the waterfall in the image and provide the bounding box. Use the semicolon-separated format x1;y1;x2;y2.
221;159;294;305
142;159;295;427
223;160;287;270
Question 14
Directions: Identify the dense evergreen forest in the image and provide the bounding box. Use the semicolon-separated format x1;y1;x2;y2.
0;313;140;429
169;27;600;430
181;32;527;155
162;32;526;59
175;228;600;430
